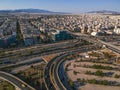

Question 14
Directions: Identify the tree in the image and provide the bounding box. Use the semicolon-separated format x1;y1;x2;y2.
68;79;74;89
114;74;120;78
102;80;108;85
85;70;92;75
73;70;77;75
16;19;23;43
95;70;104;76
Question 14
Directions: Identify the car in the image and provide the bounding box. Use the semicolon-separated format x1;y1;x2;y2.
21;84;27;87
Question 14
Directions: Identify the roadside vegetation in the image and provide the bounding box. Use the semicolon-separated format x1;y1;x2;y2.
0;80;15;90
64;49;120;89
14;64;46;90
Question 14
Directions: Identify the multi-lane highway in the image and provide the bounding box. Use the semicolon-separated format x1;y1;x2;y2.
0;71;35;90
44;34;120;90
0;38;95;90
44;56;58;90
0;33;120;90
0;44;96;69
1;39;78;55
98;40;120;54
74;33;120;54
0;39;82;61
44;44;101;90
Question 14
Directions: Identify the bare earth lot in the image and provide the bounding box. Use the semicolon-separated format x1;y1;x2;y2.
64;49;120;90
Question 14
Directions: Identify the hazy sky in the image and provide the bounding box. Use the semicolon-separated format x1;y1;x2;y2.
0;0;120;13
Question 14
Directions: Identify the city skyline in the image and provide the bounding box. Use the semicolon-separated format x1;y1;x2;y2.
0;0;120;13
0;1;120;90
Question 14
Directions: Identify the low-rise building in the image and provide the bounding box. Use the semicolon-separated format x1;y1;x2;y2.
114;26;120;34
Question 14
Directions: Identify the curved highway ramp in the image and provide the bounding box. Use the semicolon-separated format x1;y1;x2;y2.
0;71;35;90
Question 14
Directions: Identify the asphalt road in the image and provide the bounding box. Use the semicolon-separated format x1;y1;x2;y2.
2;39;79;55
0;71;35;90
44;44;101;90
1;34;120;90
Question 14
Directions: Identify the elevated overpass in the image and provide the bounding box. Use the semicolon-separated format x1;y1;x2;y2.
0;71;35;90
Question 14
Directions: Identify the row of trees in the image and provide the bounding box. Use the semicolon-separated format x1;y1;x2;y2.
87;64;113;70
16;19;23;45
79;78;120;86
114;74;120;78
85;70;106;77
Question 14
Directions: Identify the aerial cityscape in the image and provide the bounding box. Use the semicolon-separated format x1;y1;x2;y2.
0;0;120;90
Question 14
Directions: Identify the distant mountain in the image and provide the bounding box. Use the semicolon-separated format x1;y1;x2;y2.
87;10;120;14
0;9;67;14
